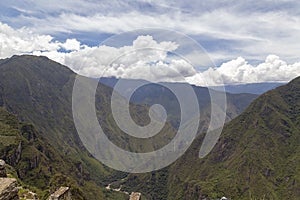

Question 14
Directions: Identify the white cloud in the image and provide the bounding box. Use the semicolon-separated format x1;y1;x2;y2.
187;55;300;86
0;22;83;59
0;23;58;58
60;35;193;82
0;22;299;86
61;39;81;51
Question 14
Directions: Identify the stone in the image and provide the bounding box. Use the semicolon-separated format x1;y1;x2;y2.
129;192;141;200
0;178;19;200
49;187;71;200
0;160;6;178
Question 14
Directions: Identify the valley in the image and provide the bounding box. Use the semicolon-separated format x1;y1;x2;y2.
0;55;298;199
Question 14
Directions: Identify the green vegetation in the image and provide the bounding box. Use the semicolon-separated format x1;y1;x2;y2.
166;76;300;199
0;55;132;199
0;55;276;200
0;107;84;198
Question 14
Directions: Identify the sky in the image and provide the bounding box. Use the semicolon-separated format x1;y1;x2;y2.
0;0;300;85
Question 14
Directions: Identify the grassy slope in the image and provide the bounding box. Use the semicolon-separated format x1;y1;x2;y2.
0;107;87;199
0;55;138;199
0;105;132;200
0;55;178;199
167;76;300;199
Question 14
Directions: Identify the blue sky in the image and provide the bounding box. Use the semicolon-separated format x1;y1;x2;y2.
0;0;300;85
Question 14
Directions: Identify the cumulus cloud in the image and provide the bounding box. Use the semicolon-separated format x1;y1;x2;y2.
0;22;195;82
187;55;300;86
0;22;82;59
61;39;81;51
0;22;299;86
0;23;58;58
60;35;194;82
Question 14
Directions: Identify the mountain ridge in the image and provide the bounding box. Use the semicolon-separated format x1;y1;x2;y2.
0;55;130;199
166;76;300;199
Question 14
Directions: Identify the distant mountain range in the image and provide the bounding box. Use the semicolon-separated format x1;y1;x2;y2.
99;77;258;129
212;82;286;94
100;77;285;95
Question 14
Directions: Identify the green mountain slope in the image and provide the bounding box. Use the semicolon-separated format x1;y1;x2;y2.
0;55;177;199
0;56;121;199
0;55;108;185
167;76;300;199
0;107;98;199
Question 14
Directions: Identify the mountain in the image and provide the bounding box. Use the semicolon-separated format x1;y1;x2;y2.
0;55;260;200
0;55;159;200
212;82;285;94
99;77;258;128
0;107;86;199
166;76;300;199
0;106;130;200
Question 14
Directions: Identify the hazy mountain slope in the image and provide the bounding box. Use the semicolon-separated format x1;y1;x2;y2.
100;77;285;95
99;77;258;128
167;76;300;199
212;82;285;94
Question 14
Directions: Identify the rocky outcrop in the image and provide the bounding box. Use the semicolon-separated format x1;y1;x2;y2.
129;192;141;200
0;178;19;200
49;187;71;200
105;182;141;199
0;160;6;178
0;160;19;200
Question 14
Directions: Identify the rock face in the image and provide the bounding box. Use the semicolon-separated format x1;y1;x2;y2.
0;160;19;200
129;192;141;200
49;187;71;200
0;160;6;178
0;178;19;200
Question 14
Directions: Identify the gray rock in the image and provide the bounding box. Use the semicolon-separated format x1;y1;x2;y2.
129;192;141;200
49;187;71;200
0;178;19;200
0;160;6;178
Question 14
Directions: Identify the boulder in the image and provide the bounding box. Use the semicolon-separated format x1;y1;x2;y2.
129;192;141;200
0;160;6;178
0;178;19;200
49;187;71;200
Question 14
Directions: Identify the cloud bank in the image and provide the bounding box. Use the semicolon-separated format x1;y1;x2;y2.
0;22;299;86
187;55;300;86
